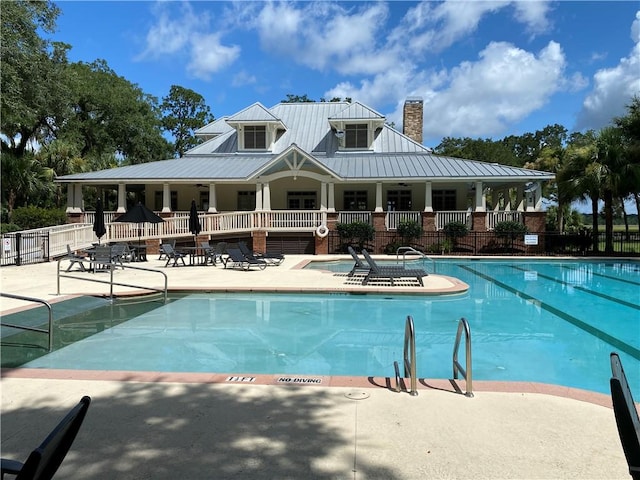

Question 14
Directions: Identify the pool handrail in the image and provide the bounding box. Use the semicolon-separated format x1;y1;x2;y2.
453;317;473;397
56;258;168;302
0;292;54;351
403;315;418;396
396;246;435;273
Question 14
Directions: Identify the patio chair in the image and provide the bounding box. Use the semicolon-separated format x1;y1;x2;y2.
64;245;88;272
161;243;186;267
214;242;228;266
347;246;370;277
91;245;114;273
361;249;427;287
225;247;267;271
110;243;132;268
609;352;640;479
158;240;175;261
1;395;91;480
238;241;284;266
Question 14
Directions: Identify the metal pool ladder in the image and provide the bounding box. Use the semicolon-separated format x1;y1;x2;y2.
394;315;418;396
453;317;473;397
0;293;53;351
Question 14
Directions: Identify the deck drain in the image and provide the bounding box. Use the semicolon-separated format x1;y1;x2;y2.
344;391;370;400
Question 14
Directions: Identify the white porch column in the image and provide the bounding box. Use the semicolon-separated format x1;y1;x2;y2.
74;184;83;212
375;182;383;212
474;181;486;212
66;183;81;213
320;182;327;211
424;181;433;212
516;186;525;211
263;182;271;210
117;184;127;213
527;182;542;212
328;182;335;212
162;183;171;213
255;183;263;210
504;188;512;211
208;183;217;213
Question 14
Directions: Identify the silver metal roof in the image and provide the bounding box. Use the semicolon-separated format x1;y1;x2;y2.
56;101;555;184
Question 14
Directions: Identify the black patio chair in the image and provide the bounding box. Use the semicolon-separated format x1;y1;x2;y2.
225;247;267;271
64;245;88;272
158;240;175;261
91;245;114;273
1;396;91;480
238;241;284;266
161;243;186;267
361;249;427;286
610;352;640;479
347;246;370;277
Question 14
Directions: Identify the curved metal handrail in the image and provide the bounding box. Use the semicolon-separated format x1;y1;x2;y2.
57;259;168;302
403;315;418;396
0;292;54;351
396;246;436;273
453;317;473;397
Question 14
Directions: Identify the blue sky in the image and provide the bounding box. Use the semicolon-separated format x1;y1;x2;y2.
52;1;639;151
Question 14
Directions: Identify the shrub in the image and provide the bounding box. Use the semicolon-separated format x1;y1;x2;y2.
0;223;21;234
493;221;528;249
396;220;423;245
443;221;469;248
336;221;375;250
10;206;67;230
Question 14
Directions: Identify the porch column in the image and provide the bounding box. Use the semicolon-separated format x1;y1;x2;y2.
117;183;127;213
66;183;82;213
516;186;525;211
374;182;383;212
328;182;335;212
474;181;486;212
208;183;217;213
263;182;271;211
162;183;171;213
504;188;512;211
320;182;327;211
527;182;542;212
424;181;433;212
255;183;263;210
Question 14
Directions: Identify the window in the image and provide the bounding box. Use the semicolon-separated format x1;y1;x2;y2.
386;190;412;211
343;191;368;210
237;191;256;211
433;190;456;210
244;125;266;149
154;191;177;211
345;124;368;149
287;191;316;209
199;191;209;211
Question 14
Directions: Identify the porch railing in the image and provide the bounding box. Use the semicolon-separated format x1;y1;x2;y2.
486;211;523;230
435;211;472;230
385;211;422;230
338;211;372;225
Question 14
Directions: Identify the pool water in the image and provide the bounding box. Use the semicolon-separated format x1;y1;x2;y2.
3;259;639;396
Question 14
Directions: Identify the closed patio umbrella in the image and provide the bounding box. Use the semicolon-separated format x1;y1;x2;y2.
189;199;201;246
93;198;107;244
113;202;164;244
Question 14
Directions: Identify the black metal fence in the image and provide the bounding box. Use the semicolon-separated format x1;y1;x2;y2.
328;230;640;257
0;232;50;266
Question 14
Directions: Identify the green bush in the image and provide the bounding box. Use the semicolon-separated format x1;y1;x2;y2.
396;220;423;244
0;223;21;234
336;221;375;250
494;221;528;249
10;206;67;230
443;221;469;248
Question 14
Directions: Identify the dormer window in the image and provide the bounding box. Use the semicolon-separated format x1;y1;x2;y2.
244;125;267;149
345;124;368;149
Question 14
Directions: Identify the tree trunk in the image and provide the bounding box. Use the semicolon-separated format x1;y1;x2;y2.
620;196;629;240
591;197;599;253
604;189;614;254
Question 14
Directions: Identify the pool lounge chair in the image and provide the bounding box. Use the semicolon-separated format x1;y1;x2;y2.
161;243;186;267
610;352;640;479
361;249;427;287
65;245;88;272
238;241;284;266
347;246;370;277
225;248;267;271
1;396;91;480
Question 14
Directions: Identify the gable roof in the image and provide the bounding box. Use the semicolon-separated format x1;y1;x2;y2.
55;100;555;184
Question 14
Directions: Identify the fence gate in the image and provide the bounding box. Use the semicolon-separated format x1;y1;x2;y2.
0;232;50;266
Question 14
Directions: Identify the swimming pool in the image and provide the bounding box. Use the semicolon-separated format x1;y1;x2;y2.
3;259;639;396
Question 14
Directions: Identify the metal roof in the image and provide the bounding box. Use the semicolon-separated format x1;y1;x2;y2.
56;101;555;184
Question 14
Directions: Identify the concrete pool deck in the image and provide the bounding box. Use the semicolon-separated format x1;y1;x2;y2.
0;255;632;479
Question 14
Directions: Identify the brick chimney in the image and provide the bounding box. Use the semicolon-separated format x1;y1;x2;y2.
403;97;423;144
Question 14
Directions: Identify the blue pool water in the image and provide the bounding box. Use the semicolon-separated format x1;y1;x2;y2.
19;259;640;396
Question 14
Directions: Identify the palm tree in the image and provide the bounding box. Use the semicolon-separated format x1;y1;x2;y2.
1;152;48;220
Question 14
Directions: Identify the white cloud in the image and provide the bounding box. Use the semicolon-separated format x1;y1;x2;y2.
418;41;566;139
137;3;203;59
512;0;552;35
232;71;257;87
576;11;640;130
187;34;240;80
